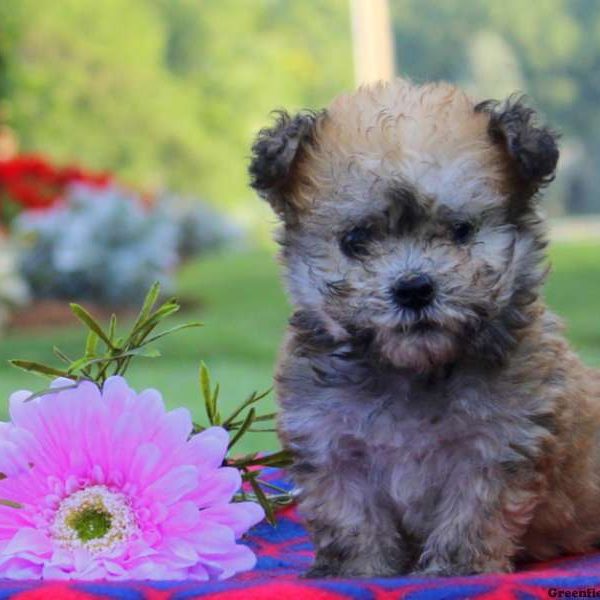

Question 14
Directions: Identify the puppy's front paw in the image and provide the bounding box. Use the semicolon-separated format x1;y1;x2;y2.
411;563;471;578
302;563;340;578
303;558;404;578
413;558;512;578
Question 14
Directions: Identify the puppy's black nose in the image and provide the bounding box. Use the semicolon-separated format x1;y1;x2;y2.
392;274;435;310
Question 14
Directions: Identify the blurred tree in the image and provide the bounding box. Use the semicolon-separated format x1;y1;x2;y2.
0;0;203;191
465;30;524;100
0;0;352;207
2;0;599;213
152;0;353;204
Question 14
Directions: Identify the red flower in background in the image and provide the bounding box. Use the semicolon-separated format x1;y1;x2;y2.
0;155;112;220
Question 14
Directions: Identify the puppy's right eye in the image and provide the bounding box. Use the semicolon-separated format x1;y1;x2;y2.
340;226;373;258
451;221;476;245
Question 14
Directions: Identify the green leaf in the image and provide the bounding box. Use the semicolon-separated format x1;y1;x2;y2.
253;412;277;422
123;348;161;359
211;383;221;425
22;382;81;402
66;356;98;374
9;360;70;379
10;285;206;407
132;281;161;332
147;304;180;328
53;346;73;365
199;361;211;401
227;412;277;430
260;450;293;466
84;332;99;358
255;478;292;495
66;348;161;374
132;298;179;335
248;474;276;526
108;314;117;343
200;362;215;424
70;304;116;349
222;388;271;428
231;450;293;469
248;427;277;433
130;281;160;339
129;306;180;348
228;407;256;450
141;322;203;346
0;499;22;509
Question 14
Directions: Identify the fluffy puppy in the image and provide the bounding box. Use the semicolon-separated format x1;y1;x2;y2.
249;78;600;577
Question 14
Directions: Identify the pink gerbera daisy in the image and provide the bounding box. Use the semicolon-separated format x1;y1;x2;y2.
0;376;264;580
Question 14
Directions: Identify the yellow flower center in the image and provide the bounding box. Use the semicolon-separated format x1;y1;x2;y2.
51;485;138;554
67;505;112;542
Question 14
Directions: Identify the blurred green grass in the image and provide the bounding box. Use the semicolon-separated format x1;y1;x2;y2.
0;241;598;453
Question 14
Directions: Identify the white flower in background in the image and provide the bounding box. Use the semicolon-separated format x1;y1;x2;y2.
14;184;179;306
14;184;238;307
0;236;29;332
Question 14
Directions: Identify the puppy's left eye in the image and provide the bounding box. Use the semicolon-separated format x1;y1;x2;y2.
451;221;476;244
340;226;373;258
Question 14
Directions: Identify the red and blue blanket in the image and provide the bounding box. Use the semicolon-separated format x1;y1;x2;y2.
1;469;599;599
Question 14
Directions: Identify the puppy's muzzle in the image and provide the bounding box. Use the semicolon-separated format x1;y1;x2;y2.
391;273;435;311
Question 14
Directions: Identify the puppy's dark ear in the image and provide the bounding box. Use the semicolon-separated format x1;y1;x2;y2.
249;110;322;219
476;97;559;195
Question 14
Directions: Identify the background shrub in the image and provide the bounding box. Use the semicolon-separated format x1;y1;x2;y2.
15;184;178;306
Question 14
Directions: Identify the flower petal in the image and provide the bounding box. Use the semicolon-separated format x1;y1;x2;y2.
151;408;193;448
185;427;230;472
144;465;199;504
192;467;241;508
200;501;265;538
4;528;51;556
162;501;200;532
205;543;257;581
0;376;260;581
0;557;42;580
187;520;236;554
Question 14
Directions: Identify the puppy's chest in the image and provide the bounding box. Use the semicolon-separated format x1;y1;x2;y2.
289;379;506;468
330;398;485;472
285;370;536;487
306;386;522;526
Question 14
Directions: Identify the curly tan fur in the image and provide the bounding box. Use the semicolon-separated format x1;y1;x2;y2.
249;78;600;577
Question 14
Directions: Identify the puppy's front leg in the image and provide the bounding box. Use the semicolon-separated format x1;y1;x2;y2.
306;520;406;578
414;465;538;576
303;499;412;577
297;458;414;577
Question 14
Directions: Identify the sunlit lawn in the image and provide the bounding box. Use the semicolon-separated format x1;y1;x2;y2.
0;241;598;453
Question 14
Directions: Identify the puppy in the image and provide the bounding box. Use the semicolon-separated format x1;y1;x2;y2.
249;78;600;577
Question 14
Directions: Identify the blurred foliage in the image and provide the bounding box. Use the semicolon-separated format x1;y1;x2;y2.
14;183;236;306
1;1;600;212
0;0;352;207
15;184;178;305
0;236;28;332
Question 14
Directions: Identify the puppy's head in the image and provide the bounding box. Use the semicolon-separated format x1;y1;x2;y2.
250;79;559;371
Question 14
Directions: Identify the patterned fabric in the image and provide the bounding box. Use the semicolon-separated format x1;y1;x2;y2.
1;468;599;599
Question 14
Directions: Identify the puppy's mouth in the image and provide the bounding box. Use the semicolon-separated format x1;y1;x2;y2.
408;320;437;333
393;316;439;335
375;318;459;371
